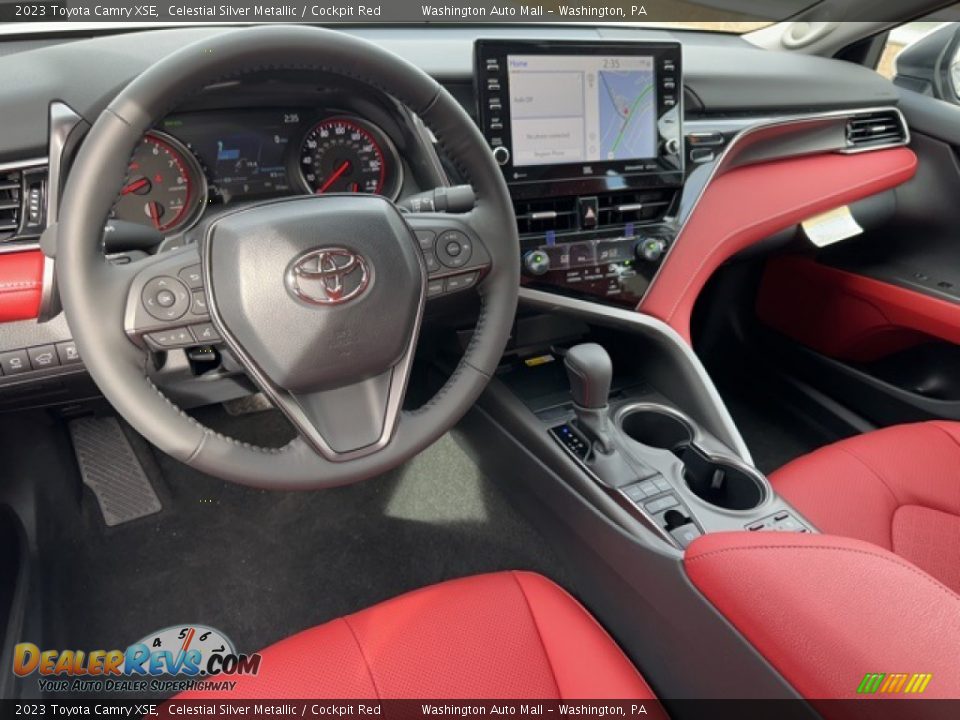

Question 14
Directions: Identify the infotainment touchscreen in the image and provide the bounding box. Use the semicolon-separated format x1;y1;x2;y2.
475;39;683;192
506;54;658;167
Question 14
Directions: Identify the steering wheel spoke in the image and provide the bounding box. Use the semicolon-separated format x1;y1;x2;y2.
404;213;492;301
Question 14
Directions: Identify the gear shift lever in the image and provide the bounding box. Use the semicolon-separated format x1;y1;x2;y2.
564;343;614;453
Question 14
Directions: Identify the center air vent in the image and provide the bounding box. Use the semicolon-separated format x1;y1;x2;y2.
0;171;21;241
514;188;677;237
845;111;908;151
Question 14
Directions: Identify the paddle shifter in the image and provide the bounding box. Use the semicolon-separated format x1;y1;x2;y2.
564;343;615;454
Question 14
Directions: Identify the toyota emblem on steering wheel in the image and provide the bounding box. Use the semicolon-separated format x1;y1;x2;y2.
285;247;371;306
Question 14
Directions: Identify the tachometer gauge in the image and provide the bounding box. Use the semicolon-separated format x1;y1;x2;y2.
112;131;207;235
297;117;402;199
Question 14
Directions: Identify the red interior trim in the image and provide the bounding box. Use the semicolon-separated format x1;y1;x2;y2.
638;147;918;343
756;255;960;362
685;532;960;700
0;250;44;323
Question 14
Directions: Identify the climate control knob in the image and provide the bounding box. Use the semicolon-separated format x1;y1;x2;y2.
523;250;551;276
635;237;668;263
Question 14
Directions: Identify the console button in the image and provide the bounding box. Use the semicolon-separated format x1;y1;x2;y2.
142;277;190;321
56;341;81;365
190;323;221;344
178;264;203;290
146;328;193;348
28;345;59;370
636;479;659;497
669;524;701;549
0;350;30;375
435;230;473;268
645;495;680;514
623;484;647;502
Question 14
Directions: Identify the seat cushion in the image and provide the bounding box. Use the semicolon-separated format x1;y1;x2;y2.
771;420;960;593
178;571;655;699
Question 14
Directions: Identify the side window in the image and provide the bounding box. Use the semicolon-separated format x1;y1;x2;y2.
876;23;948;79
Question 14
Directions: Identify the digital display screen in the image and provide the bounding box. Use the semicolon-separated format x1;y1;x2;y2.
160;111;302;201
506;55;658;168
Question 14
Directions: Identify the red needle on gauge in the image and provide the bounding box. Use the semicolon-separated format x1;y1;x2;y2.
147;201;162;229
121;177;150;195
316;161;351;194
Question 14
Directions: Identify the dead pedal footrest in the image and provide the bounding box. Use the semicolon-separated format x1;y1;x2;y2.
69;416;162;526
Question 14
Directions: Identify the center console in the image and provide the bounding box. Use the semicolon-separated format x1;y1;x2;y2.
475;39;684;308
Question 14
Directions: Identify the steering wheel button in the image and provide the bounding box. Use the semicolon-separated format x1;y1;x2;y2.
427;278;445;297
445;272;478;292
146;328;193;349
143;276;190;321
436;230;473;268
190;290;209;316
415;230;436;250
178;264;203;289
190;323;221;344
422;252;440;273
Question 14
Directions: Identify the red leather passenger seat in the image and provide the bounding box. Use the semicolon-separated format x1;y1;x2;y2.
177;571;655;699
771;421;960;593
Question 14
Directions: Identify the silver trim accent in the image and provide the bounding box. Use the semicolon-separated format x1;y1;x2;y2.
518;286;752;464
200;195;426;463
529;210;558;221
0;158;46;173
615;203;645;213
39;102;85;322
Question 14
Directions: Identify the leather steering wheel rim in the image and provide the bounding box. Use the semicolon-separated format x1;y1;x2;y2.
56;25;519;489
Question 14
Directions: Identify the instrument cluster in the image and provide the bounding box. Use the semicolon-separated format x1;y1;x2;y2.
111;109;404;236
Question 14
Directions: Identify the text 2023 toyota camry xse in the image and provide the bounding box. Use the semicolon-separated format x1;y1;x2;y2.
1;4;960;717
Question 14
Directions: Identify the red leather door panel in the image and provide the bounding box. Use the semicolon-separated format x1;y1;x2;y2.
639;147;918;343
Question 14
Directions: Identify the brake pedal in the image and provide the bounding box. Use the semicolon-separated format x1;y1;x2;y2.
69;416;162;527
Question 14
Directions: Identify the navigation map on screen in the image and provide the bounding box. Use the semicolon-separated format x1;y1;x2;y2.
507;54;658;167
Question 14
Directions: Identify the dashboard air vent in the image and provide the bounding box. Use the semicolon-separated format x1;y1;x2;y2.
845;111;907;151
0;170;21;241
514;188;677;237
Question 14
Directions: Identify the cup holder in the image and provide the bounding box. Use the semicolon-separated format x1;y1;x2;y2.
618;406;693;452
679;446;766;511
617;404;767;512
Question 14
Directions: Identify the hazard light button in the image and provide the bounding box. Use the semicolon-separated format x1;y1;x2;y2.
578;196;599;230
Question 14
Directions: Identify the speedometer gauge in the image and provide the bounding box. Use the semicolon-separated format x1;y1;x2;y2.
112;131;206;235
297;117;402;199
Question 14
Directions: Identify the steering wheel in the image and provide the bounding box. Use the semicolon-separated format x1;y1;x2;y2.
56;26;519;489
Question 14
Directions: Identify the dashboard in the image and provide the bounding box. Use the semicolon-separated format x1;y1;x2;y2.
111;108;406;236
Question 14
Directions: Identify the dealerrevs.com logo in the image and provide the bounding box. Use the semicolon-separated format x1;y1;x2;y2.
12;624;261;694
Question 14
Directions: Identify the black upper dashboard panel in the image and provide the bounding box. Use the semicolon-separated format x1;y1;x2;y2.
0;24;900;163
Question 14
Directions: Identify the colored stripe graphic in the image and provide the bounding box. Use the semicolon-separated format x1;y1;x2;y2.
858;672;931;694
